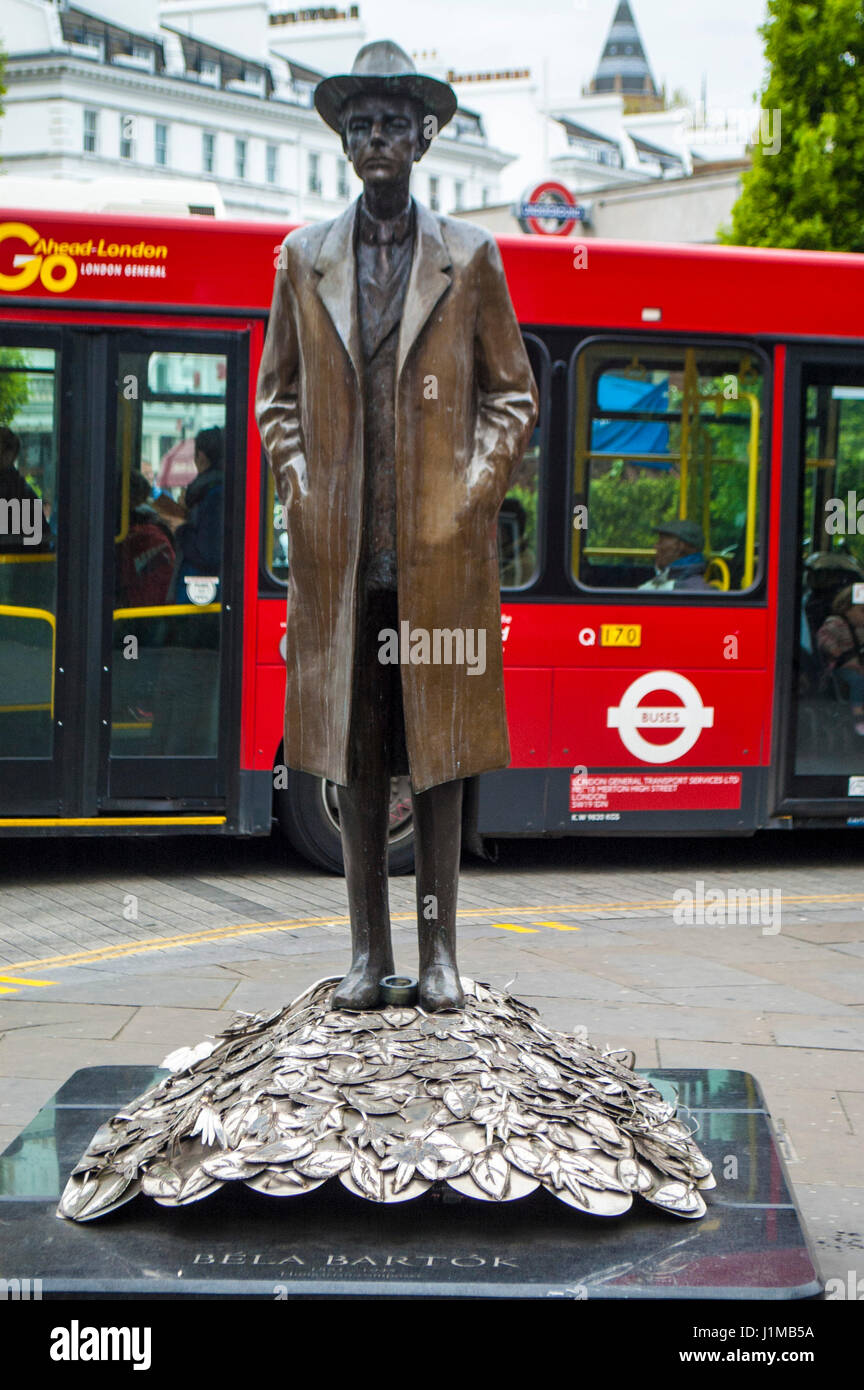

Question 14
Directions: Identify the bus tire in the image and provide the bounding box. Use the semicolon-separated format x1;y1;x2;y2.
276;768;415;876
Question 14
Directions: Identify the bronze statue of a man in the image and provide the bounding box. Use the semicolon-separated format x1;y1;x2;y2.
256;41;538;1012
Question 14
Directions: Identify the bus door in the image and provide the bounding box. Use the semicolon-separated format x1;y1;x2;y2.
0;328;63;814
0;324;245;822
101;333;245;812
777;346;864;819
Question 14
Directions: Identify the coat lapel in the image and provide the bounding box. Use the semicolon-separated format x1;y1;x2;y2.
397;201;453;380
313;200;362;380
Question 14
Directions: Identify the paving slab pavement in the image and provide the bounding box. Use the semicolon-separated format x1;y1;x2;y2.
1;830;862;1289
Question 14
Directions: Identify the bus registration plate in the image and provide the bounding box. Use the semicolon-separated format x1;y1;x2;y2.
601;624;642;647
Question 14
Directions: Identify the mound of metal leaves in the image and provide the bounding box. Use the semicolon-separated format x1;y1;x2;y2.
58;977;715;1222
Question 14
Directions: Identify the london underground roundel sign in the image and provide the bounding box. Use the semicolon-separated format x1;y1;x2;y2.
607;671;715;765
516;181;581;236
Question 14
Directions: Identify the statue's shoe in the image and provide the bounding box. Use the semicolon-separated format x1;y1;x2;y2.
331;963;388;1012
419;961;464;1012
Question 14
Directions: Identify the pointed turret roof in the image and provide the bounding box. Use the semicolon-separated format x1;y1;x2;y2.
589;0;660;99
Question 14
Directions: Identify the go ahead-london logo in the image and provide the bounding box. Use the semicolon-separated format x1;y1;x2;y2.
0;221;168;295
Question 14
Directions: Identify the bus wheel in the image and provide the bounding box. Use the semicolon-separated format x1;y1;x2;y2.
276;769;415;876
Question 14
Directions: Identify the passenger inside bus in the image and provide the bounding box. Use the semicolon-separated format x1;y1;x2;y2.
801;551;863;657
166;425;224;600
115;470;175;608
0;426;51;553
637;519;711;591
816;584;864;736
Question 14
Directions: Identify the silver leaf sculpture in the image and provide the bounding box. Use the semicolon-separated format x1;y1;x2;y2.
57;977;715;1222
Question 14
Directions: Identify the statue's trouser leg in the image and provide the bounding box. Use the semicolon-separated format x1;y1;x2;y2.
333;770;394;1009
414;777;465;1011
331;587;395;1010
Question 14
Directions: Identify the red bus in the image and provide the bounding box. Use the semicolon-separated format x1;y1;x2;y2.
1;208;864;871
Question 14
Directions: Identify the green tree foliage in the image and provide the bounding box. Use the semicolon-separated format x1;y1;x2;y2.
0;351;31;428
720;0;864;251
587;462;677;553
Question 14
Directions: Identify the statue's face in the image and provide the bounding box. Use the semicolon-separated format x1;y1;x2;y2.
341;93;424;189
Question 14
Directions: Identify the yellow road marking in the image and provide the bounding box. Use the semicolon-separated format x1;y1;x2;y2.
4;916;328;971
0;974;56;987
534;921;582;932
2;889;863;979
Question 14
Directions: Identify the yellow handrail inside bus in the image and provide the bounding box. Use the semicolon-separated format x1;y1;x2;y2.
583;546;655;557
740;391;760;589
697;389;760;589
112;603;221;620
0;603;56;715
704;556;731;590
0;604;55;626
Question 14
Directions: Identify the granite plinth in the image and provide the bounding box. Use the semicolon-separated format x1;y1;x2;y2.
0;1067;822;1299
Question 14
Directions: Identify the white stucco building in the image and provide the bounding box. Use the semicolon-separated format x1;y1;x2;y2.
0;0;512;220
0;0;757;240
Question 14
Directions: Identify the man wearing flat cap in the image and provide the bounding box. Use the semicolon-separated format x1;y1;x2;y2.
256;41;538;1011
639;519;711;591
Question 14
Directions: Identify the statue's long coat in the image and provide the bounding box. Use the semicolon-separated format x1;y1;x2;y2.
256;198;538;792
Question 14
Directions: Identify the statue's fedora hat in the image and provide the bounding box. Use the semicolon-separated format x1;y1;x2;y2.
314;40;458;135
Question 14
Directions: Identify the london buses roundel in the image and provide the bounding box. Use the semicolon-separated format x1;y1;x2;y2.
517;181;578;237
607;671;715;765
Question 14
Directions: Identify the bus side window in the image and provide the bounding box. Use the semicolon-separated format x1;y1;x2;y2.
499;337;543;591
570;341;764;595
264;464;289;584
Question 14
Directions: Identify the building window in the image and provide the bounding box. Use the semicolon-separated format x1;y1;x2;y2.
155;123;168;167
235;137;247;180
428;175;440;211
308;152;321;195
454;180;464;210
83;109;98;154
202;131;215;174
120;114;135;160
266;144;278;185
337;158;349;199
482;186;490;206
